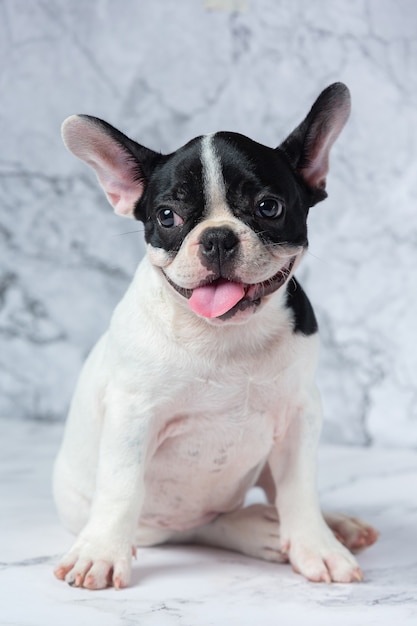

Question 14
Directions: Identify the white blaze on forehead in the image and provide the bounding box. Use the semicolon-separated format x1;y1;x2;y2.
201;134;228;215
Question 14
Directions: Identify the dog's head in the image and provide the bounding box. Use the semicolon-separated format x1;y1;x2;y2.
62;83;350;324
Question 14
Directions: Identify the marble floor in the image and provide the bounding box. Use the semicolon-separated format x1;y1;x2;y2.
1;418;417;626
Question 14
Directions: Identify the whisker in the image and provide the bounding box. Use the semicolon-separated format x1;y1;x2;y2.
305;249;328;265
115;229;145;236
269;245;304;260
256;237;303;258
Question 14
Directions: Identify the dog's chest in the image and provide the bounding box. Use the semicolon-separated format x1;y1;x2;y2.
140;360;293;531
159;351;293;448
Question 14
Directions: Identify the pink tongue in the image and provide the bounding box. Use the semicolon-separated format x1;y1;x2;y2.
189;279;245;318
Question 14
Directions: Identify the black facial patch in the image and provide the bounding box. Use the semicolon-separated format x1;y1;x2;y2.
285;278;318;335
134;138;206;252
211;132;313;249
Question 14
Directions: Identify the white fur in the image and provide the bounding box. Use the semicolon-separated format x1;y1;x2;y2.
201;134;229;215
53;251;366;589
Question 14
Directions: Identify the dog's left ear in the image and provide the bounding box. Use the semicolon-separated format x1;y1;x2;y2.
278;83;351;204
61;115;162;219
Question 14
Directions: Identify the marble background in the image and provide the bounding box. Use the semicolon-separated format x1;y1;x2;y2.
1;0;416;446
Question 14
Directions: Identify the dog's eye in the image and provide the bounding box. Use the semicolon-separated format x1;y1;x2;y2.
255;198;284;219
157;209;184;228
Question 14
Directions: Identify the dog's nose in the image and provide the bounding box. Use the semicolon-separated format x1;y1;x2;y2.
199;227;239;267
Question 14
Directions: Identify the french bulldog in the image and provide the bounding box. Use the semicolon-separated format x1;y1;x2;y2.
53;83;378;590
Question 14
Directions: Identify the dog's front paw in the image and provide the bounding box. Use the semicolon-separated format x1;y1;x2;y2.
54;538;134;590
284;532;363;583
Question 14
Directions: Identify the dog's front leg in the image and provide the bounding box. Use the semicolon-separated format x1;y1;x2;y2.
54;385;150;590
269;385;363;583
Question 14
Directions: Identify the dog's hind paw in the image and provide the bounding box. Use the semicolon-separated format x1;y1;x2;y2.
324;512;379;553
196;504;289;563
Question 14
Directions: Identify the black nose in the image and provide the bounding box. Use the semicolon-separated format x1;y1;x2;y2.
199;227;239;269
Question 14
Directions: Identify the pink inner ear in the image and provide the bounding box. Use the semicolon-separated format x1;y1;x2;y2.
299;94;351;191
62;116;144;218
300;133;334;190
103;184;144;217
88;154;144;217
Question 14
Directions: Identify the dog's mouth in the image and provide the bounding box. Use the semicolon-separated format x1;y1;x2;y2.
163;256;296;320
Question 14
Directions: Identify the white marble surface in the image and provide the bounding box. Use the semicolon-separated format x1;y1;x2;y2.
1;418;417;625
1;0;417;447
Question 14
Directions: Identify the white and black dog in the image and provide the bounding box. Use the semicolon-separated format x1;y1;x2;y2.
53;83;378;590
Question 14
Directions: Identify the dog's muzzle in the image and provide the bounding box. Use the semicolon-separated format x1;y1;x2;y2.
163;256;296;320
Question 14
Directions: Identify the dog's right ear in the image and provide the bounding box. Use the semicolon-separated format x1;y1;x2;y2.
61;115;162;219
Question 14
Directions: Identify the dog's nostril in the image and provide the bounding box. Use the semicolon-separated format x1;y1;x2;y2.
204;239;215;253
200;227;239;257
223;229;239;251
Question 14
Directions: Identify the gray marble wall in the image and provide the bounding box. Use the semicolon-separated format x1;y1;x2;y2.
1;0;416;446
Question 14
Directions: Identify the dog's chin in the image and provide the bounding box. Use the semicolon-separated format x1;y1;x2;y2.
162;256;296;324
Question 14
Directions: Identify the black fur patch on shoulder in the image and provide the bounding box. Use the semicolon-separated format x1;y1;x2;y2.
285;278;318;335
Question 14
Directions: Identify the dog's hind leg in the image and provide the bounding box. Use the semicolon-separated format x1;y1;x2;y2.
158;507;378;564
141;504;288;563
